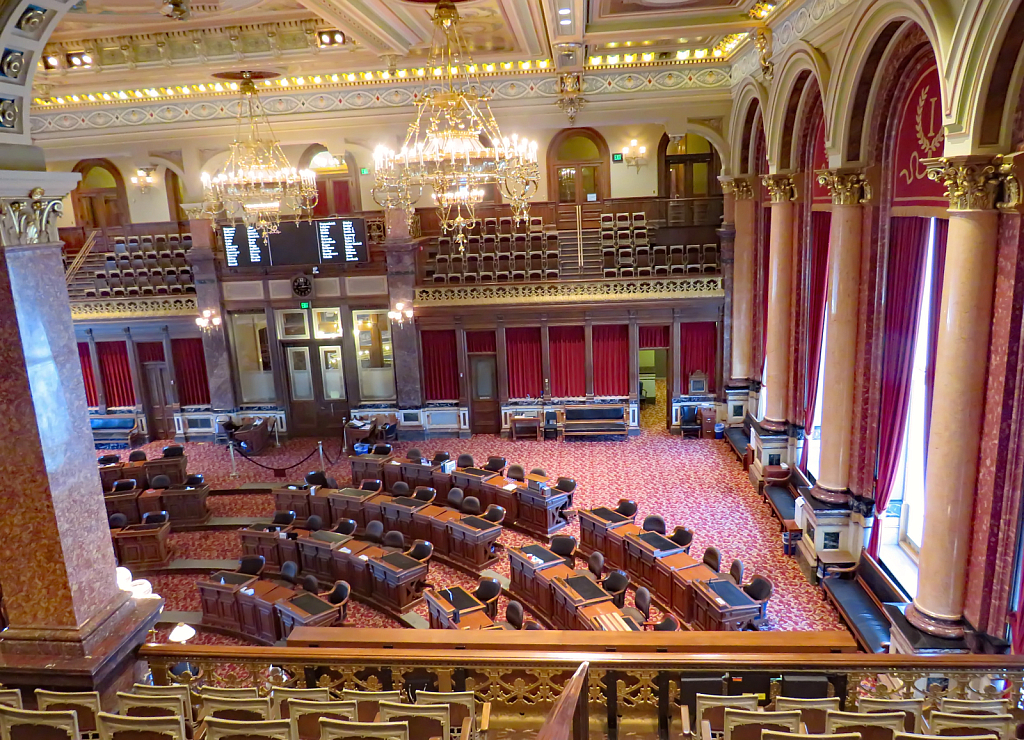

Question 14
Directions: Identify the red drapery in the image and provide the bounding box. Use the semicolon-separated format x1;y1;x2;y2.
924;218;949;448
172;338;211;406
421;329;460;401
506;327;543;399
137;341;165;363
78;342;98;407
639;325;669;349
549;326;586;397
868;216;931;555
593;325;629;396
96;341;135;408
801;211;833;469
466;330;496;353
679;322;718;393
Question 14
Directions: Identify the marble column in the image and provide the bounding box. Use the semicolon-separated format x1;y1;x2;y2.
730;178;756;386
188;218;235;412
811;171;869;505
906;157;1002;638
384;211;423;409
761;174;797;430
0;171;160;670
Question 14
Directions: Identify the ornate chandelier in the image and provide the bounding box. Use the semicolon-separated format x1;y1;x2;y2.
201;71;317;240
372;0;539;248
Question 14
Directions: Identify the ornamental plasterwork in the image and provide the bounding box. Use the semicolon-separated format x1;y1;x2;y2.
924;157;1000;211
816;169;872;205
70;296;198;320
771;0;856;53
0;188;65;247
762;174;797;202
414;277;724;308
31;68;732;134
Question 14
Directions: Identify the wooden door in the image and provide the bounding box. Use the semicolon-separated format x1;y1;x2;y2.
285;345;319;436
469;354;500;434
285;343;349;436
315;344;349;435
143;362;176;440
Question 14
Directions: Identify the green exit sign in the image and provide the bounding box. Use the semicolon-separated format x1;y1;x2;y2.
300;301;310;309
612;152;624;163
360;167;370;175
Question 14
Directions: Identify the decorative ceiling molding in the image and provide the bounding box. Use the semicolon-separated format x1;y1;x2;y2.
769;0;854;54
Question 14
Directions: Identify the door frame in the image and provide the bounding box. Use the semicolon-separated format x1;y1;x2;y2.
467;350;501;435
546;127;611;204
141;360;176;441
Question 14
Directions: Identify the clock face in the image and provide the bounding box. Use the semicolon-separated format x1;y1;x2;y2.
292;276;313;297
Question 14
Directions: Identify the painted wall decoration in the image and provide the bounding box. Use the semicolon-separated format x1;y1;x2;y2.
811;116;830;205
891;64;946;210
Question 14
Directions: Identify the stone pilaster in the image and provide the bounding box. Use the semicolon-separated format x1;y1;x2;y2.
188;218;235;412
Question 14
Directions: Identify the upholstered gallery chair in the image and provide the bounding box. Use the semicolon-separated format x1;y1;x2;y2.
550;535;578;567
457;454;475;468
602;570;629;608
703;546;722;573
642;515;667;535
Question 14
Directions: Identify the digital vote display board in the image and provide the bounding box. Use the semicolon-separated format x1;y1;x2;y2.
223;217;368;268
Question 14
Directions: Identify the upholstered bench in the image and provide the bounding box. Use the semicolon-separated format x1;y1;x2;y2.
764;485;796;522
90;416;141;448
557;406;628;439
724;426;748;459
821;552;908;653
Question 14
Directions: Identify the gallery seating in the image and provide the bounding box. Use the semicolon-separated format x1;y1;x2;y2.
427;215;560;283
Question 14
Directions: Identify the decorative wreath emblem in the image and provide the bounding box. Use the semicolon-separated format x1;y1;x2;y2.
915;85;943;156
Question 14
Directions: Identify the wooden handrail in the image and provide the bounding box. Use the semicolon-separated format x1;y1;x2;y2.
65;229;98;284
536;662;588;740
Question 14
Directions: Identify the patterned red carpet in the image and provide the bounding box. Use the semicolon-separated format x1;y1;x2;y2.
126;402;846;642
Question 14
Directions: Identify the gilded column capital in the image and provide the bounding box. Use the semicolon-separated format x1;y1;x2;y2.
762;174;796;203
718;176;736;195
0;188;65;248
733;177;755;201
816;169;872;205
995;152;1024;213
924;156;1000;212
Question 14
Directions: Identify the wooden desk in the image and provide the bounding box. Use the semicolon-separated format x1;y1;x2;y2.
326;488;380;531
350;453;393;488
120;460;149;489
104;490;141;525
381;496;430;540
480;476;521;523
653;551;699;607
813;549;857;582
517;486;571;539
99;462;124;492
623;531;684;591
424;586;488;630
430;469;453;499
451;467;500;504
237;581;295;644
334;541;381;596
447;515;503;570
671;564;720;623
510;416;542;441
551;575;613;630
367;551;429;613
297;530;352;583
508;544;566;606
113;522;170;568
198;571;256;631
274;486;314;523
412;505;462;552
578;507;632;555
691;578;761;631
275;592;341;637
399;459;446;490
344;424;377;454
145;456;188;485
580;602;642;632
603;523;641;571
533;563;578;620
136;489;164;521
240;524;289;572
383;458;404;492
160;484;210;525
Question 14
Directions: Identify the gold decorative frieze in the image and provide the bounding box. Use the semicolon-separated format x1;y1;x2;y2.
415;277;723;308
762;174;796;203
816;169;872;205
71;296;197;320
924;157;1000;212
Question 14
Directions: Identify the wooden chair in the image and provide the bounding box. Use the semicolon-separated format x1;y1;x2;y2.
201;687;261;699
925;711;1015;739
937;699;1009;716
270;688;332;719
116;692;190;734
377;701;450;740
685;693;758;739
720;709;801;740
894;734;999;740
0;692;21;710
203;717;294;740
96;712;186;740
0;704;80;740
774;697;840;734
763;733;860;740
415;691;489;740
827;710;909;740
131;684;194;725
318;719;409;740
859;698;925;733
35;690;102;739
288;699;356;740
340;691;403;724
199;696;272;722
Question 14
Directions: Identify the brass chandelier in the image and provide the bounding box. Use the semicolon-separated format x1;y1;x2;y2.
201;71;317;240
372;0;539;248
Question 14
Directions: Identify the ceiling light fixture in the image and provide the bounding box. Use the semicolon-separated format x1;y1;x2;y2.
372;0;538;249
558;7;571;14
559;18;571;25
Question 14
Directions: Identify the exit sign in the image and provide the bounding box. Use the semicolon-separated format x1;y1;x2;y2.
360;167;370;175
612;153;624;163
300;301;310;309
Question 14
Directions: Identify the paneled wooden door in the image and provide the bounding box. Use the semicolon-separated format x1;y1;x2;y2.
143;362;176;440
469;354;501;434
284;343;349;437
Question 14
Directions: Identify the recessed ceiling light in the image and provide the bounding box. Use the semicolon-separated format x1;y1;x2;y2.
559;18;571;25
558;7;571;14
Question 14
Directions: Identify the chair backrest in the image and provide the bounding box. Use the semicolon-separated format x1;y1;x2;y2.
928;712;1015;739
775;697;840;734
530;468;547;477
615;499;638;517
505;600;525;629
507;464;525;481
96;712;186;740
108;513;129;528
456;454;475;468
826;710;906;740
360;479;382;492
203;717;294;740
287;699;356;740
555;477;576;493
365;521;384;543
415;691;477;734
938;700;1009;716
859;698;925;733
723;709;801;740
377;701;448;740
550;535;576;558
306;471;329;486
391;481;410;497
588;551;604;578
272;511;296;526
162;444;184;458
129;450;147;462
372;444;392;455
729;559;744;585
383;530;405;549
318;719;409;740
462;497;481;515
763;732;861;740
150;475;171;489
0;693;20;711
703;546;722;572
326;580;351;605
305;515;323;532
695;694;759;733
407;448;423;461
603;569;628;593
300;574;320;593
413;487;436;503
633;587;651;620
475;577;501;602
131;684;193;722
670;526;694;548
447;488;465;509
112;479;137;492
744;575;774;601
654;614;679;631
340;691;402;724
35;690;102;733
117;692;189;723
200;695;271;722
483;504;505;524
334;519;357;536
0;704;79;740
406;541;433;562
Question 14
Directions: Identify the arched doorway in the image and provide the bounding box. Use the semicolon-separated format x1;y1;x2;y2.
71;158;130;229
300;145;363;217
659;133;722;198
547;128;610;204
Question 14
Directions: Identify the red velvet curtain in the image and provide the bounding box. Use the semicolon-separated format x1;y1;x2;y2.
550;326;586;397
868;216;931;555
172;338;211;406
593;325;629;396
801;211;833;468
924;218;949;449
639;325;669;349
466;330;496;353
78;342;98;407
421;329;459;401
506;327;543;399
96;341;135;408
679;322;718;393
137;341;164;363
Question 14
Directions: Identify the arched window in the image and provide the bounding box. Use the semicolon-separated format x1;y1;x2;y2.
661;133;721;198
547;128;610;204
71;158;129;229
299;144;363;217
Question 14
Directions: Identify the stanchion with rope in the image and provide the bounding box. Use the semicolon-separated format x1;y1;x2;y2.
228;441;240;479
318;440;325;471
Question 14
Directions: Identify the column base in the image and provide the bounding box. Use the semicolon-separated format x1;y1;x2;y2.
904;601;966;639
809;483;852;506
760;417;787;432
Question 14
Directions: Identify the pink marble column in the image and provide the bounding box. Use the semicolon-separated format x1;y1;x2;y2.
731;178;756;384
187;218;235;412
907;158;1002;638
384;210;424;409
812;171;868;504
761;174;797;429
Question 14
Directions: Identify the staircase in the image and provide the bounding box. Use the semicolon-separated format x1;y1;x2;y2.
557;228;603;279
66;250;107;300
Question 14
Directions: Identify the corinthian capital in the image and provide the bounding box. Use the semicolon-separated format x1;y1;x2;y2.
924;157;1000;212
816;169;872;205
733;177;755;201
0;188;65;248
762;174;796;203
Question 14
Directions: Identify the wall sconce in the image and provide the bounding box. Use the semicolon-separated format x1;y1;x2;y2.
388;302;414;326
131;167;158;193
196;309;222;332
622;140;647;171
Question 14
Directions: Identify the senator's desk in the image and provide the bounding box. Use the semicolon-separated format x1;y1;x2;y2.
623;531;684;590
478;476;521;524
517;483;572;538
240;523;290;572
198;571;256;631
145;455;188;485
508;544;567;608
604;522;642;571
335;540;382;596
425;586;494;630
367;551;429;612
450;467;500;505
551;575;614;630
274;486;332;525
113;521;170;568
671;562;721;624
350;452;394;488
323;488;376;531
275;592;341;636
690;578;761;631
447;515;502;569
579;507;632;555
237;580;296;644
104;489;142;525
99;462;125;492
411;505;462;551
160;484;211;525
400;457;449;490
381;496;431;537
652;551;702;607
580;604;642;632
297;530;353;583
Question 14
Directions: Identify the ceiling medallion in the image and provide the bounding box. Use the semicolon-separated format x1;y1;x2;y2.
372;0;539;249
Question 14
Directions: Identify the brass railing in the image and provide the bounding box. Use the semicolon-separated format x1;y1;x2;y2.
64;229;98;284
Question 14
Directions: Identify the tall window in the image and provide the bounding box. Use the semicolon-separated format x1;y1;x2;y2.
231;313;275;403
805;328;827;480
353;309;395;401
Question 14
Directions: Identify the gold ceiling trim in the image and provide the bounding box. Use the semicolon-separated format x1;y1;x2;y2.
414;276;724;307
71;296;198;320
